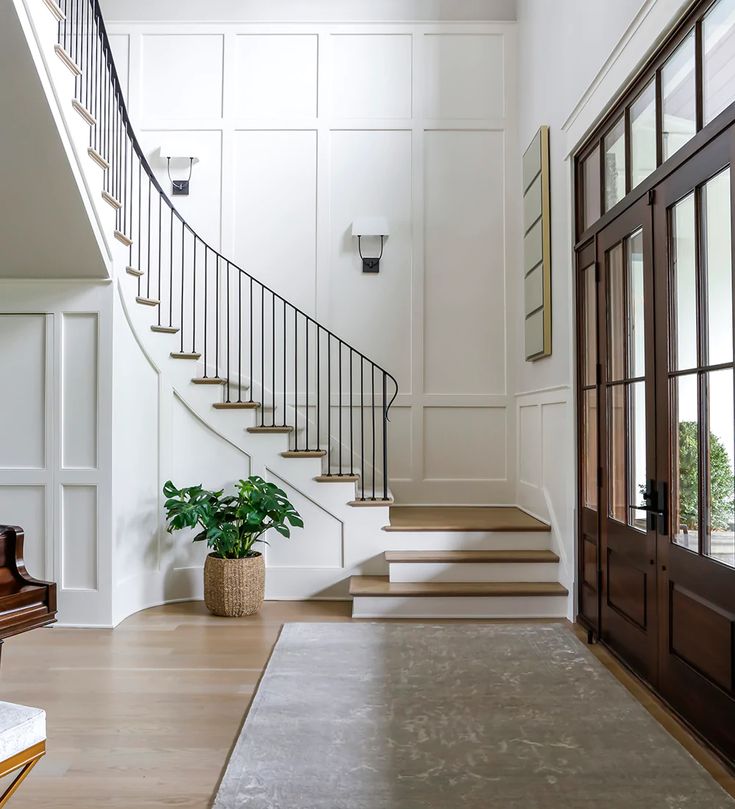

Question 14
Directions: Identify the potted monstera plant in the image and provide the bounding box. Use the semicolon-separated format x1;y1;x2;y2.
163;476;303;616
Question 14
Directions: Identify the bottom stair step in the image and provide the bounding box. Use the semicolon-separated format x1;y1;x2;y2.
349;575;568;619
350;576;567;598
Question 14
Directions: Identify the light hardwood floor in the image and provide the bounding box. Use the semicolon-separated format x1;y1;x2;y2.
0;601;732;807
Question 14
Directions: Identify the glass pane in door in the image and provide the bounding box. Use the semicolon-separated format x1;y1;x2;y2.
672;374;700;551
609;384;626;522
629;381;647;531
583;266;597;386
608;243;625;380
706;370;735;567
584;389;598;510
628;229;646;377
703;169;733;365
582;147;601;230
671;193;698;370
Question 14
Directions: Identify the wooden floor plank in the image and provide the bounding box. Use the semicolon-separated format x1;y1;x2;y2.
384;550;559;563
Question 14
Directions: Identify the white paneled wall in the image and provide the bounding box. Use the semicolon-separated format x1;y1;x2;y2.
108;20;518;504
0;282;113;626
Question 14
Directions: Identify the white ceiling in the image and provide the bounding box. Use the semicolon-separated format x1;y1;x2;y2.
0;1;108;278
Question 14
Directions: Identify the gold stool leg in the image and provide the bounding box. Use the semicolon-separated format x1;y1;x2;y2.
0;741;46;808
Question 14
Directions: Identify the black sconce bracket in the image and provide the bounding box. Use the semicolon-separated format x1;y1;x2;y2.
357;235;384;273
167;156;194;196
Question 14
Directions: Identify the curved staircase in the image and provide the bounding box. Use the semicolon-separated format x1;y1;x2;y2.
16;0;570;620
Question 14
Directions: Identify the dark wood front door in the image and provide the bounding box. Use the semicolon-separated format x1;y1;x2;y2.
653;129;735;757
597;199;659;684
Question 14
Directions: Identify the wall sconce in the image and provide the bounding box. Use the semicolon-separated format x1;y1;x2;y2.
352;217;389;273
159;144;199;196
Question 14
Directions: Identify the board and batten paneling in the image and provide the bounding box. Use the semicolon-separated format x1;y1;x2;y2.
111;21;517;503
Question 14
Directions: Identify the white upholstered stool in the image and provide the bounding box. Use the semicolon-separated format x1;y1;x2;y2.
0;702;46;806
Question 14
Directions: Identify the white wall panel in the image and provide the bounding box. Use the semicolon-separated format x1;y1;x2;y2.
232;130;317;312
424;406;506;480
424;130;506;395
0;486;46;579
0;315;46;469
423;34;504;119
233;35;318;118
62;313;98;469
264;472;342;568
331;34;412;118
111;18;516;504
140;35;223;119
518;403;540;487
329;130;412;390
170;397;251;568
62;485;98;590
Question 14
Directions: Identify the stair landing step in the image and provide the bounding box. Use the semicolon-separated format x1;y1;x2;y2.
384;550;559;564
384;506;549;533
349;576;567;598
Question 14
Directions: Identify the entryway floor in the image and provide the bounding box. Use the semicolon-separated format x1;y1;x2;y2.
0;602;732;807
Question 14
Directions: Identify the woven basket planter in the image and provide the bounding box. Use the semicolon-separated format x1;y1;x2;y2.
203;553;265;617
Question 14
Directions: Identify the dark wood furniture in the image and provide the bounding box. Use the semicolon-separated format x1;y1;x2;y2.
0;526;57;660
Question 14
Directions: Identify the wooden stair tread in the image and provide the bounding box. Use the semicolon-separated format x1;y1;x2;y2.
152;325;179;334
315;474;360;483
114;230;133;247
170;352;200;360
384;506;550;533
213;401;260;409
384;550;559;564
88;147;109;170
191;377;226;385
136;296;159;306
247;426;293;434
348;498;393;507
349;576;568;598
102;191;121;210
126;266;144;277
281;450;326;458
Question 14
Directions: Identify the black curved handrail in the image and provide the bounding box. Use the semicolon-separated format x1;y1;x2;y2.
54;0;398;500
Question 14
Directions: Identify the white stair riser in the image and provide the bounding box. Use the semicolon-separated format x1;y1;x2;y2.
383;531;551;551
388;561;559;583
351;595;568;619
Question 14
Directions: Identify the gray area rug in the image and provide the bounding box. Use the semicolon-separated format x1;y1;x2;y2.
213;623;734;808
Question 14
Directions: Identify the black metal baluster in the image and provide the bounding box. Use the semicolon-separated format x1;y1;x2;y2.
316;327;321;456
157;193;162;322
168;207;173;327
260;285;264;416
237;271;242;402
382;371;388;501
191;235;197;354
146;174;152;298
249;277;253;405
293;308;298;449
203;247;208;377
271;292;275;426
225;262;231;402
360;357;365;500
327;337;331;467
282;302;287;428
179;223;185;353
215;256;220;376
338;342;342;475
305;318;309;449
349;350;354;477
371;364;376;500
